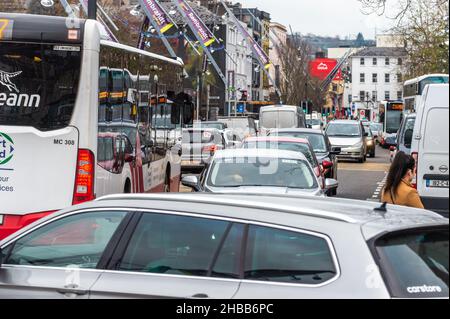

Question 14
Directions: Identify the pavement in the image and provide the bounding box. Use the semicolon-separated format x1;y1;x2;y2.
180;145;392;202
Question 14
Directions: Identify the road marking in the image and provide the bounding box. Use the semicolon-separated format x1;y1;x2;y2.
369;172;388;202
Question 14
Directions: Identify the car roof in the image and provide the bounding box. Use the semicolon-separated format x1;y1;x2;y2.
3;194;446;245
244;137;310;145
183;128;221;133
270;128;324;135
213;148;309;161
329;120;360;124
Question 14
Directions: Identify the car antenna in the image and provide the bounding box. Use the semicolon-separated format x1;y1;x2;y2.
374;202;388;218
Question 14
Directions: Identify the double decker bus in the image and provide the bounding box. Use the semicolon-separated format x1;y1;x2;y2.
403;74;449;112
378;101;405;147
0;13;193;239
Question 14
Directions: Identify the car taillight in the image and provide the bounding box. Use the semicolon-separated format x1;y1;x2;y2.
411;152;418;189
73;149;95;205
202;145;218;155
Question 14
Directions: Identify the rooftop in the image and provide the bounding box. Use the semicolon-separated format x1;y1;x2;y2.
352;47;407;58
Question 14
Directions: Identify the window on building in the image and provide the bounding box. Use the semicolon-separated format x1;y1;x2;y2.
385;91;390;100
372;91;378;102
360;73;365;83
360;58;365;66
385;57;390;65
398;58;403;65
373;58;377;66
397;73;403;83
372;73;378;83
360;91;365;101
397;91;403;100
385;74;390;83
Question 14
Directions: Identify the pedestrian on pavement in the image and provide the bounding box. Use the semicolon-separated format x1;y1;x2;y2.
381;151;425;209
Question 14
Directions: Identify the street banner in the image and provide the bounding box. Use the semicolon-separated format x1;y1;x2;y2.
237;22;271;69
137;17;150;50
177;0;215;47
138;0;174;34
218;0;271;69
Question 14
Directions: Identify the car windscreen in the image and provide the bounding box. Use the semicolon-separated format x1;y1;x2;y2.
208;157;317;189
243;141;316;167
373;227;449;298
261;111;296;129
273;132;328;153
0;42;82;131
326;123;361;137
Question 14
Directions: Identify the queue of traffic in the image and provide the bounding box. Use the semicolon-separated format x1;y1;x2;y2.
0;13;448;299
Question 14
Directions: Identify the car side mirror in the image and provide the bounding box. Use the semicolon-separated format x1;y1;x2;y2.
404;129;413;148
325;178;339;195
331;147;341;155
124;154;135;163
182;176;201;192
364;132;369;137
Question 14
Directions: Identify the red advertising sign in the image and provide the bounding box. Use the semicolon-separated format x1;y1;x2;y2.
309;58;342;81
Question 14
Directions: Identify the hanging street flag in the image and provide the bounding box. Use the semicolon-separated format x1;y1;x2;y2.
177;0;216;47
219;0;271;69
236;21;270;69
138;0;174;34
137;17;150;50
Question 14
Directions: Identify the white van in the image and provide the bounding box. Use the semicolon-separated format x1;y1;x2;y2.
410;84;449;217
259;105;307;136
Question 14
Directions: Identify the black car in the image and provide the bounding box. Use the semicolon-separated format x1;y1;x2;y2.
269;128;341;195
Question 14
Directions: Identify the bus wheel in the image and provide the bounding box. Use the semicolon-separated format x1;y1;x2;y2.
124;179;131;194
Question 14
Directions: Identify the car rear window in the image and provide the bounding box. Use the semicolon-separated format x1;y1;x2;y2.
182;130;222;145
373;227;449;298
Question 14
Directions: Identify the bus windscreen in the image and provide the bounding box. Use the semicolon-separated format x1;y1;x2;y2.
0;42;82;131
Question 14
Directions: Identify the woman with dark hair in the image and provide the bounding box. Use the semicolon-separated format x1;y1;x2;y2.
381;151;425;209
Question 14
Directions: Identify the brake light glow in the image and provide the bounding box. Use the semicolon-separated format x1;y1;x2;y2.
202;145;218;154
73;149;95;205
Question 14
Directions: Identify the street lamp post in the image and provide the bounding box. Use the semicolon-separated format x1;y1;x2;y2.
88;0;97;20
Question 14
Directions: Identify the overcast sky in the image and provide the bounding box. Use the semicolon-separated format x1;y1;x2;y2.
238;0;394;39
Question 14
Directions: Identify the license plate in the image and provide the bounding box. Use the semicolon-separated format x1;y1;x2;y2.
0;215;3;226
427;180;450;188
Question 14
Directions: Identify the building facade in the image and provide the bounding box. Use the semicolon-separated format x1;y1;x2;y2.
269;22;287;102
350;46;407;120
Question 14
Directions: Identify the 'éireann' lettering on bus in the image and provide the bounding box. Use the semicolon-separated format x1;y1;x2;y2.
0;69;40;108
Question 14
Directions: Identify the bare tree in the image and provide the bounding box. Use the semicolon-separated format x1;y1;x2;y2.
279;37;326;111
359;0;449;78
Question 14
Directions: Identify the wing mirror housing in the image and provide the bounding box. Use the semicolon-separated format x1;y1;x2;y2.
325;178;339;195
331;147;341;155
182;175;202;192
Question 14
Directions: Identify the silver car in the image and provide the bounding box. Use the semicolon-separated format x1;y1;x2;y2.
0;194;447;299
182;149;338;196
325;120;368;163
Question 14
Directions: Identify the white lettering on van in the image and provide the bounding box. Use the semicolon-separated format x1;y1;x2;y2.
0;93;40;108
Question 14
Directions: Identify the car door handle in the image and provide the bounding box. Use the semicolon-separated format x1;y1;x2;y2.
191;293;209;299
57;286;88;296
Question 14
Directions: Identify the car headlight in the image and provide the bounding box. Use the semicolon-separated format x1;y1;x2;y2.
353;141;364;148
